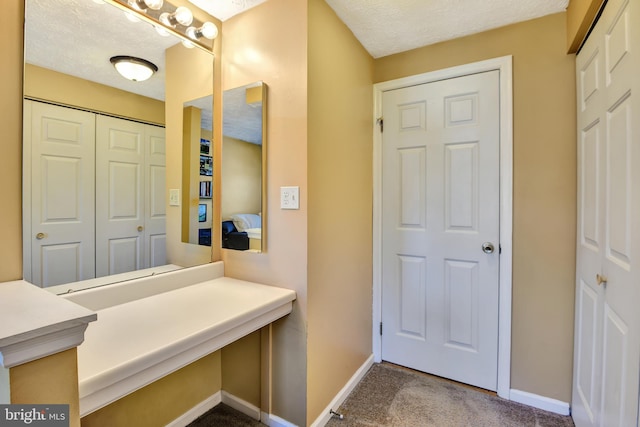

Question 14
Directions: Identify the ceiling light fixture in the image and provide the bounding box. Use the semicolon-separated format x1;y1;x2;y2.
110;56;158;82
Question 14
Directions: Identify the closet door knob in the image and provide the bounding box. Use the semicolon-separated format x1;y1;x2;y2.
137;226;144;232
596;274;607;286
36;232;46;240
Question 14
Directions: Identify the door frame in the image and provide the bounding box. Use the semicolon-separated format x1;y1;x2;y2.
372;55;513;399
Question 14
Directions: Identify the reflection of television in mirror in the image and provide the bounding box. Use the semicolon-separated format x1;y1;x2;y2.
198;204;206;222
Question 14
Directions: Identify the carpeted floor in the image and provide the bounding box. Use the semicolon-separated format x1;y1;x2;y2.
326;363;575;427
189;362;575;426
188;403;265;427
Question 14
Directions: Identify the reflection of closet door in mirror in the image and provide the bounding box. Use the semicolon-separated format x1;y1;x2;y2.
24;100;96;287
95;116;166;277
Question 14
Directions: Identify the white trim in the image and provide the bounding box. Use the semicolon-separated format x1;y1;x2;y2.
221;390;261;420
165;391;221;427
372;55;513;399
260;412;299;427
309;354;375;427
510;389;571;416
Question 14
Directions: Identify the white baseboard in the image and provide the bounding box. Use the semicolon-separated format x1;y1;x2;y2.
509;389;570;416
261;411;299;427
221;390;261;420
165;391;221;427
309;354;375;427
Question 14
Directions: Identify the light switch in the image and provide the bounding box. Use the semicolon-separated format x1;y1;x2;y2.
280;186;299;209
169;189;180;206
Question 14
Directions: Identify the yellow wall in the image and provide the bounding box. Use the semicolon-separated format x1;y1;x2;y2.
10;349;81;427
221;136;262;219
81;353;221;427
0;0;24;283
221;0;309;424
24;64;165;125
306;0;374;422
375;13;577;402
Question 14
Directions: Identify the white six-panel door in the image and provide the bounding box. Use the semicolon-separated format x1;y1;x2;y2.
144;124;167;268
24;101;96;287
381;71;500;391
572;0;640;425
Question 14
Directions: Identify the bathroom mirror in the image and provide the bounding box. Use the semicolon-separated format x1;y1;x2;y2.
221;82;267;252
22;0;215;290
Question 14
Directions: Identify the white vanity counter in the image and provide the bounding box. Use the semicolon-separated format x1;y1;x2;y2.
73;272;296;416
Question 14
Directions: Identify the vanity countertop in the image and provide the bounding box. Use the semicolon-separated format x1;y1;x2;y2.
77;276;296;416
0;280;97;368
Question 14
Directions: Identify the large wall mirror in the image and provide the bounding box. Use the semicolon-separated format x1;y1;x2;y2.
221;82;267;252
22;0;215;291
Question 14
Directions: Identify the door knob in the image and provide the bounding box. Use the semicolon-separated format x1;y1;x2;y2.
36;232;46;240
482;242;495;254
137;226;144;232
596;274;607;286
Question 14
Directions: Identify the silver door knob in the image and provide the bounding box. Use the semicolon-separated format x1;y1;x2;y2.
482;242;495;254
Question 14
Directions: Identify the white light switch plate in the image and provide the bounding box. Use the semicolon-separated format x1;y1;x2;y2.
280;186;299;209
169;189;180;206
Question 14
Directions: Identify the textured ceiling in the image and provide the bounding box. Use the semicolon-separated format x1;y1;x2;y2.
324;0;569;58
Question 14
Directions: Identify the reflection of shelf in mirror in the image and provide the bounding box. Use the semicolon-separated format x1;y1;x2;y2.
199;181;212;198
200;138;211;156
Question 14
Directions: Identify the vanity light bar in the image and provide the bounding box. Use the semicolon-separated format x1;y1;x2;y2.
102;0;217;52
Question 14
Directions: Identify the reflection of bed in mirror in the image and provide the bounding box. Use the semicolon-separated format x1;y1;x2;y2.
221;213;261;251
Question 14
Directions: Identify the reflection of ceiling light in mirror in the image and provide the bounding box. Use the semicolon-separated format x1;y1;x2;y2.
181;40;195;49
159;6;193;27
154;25;170;37
92;0;105;4
124;10;141;22
186;22;218;40
110;56;158;82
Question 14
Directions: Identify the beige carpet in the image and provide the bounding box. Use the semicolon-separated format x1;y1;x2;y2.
325;363;575;427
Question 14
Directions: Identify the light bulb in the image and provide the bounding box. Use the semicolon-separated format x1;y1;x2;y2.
182;40;195;49
186;22;218;41
174;6;193;26
159;7;193;28
144;0;163;10
200;22;218;39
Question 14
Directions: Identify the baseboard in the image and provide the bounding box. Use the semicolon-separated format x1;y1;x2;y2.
509;389;570;416
221;391;261;420
261;411;299;427
309;354;375;427
165;391;221;427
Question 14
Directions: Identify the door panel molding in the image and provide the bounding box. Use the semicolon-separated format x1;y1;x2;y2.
372;55;513;399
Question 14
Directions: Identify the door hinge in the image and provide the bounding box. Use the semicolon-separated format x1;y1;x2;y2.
376;117;383;132
380;322;383;336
